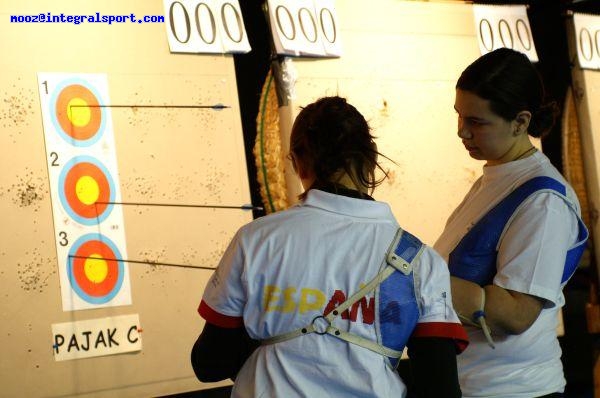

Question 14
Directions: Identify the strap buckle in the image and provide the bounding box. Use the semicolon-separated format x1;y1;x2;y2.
310;315;330;335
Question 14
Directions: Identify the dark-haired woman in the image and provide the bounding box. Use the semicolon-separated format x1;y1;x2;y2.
434;48;588;398
191;96;468;397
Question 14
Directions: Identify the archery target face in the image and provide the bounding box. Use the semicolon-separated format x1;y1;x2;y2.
38;72;132;311
58;156;115;225
50;79;106;146
68;233;124;304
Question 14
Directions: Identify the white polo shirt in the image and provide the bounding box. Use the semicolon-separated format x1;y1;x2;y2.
200;189;467;398
434;151;581;397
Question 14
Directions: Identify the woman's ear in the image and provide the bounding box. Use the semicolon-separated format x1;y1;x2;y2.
288;153;298;174
291;153;311;180
297;163;310;180
513;111;532;136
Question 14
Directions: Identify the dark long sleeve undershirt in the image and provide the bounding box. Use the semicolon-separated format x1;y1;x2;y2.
191;323;259;382
405;336;462;398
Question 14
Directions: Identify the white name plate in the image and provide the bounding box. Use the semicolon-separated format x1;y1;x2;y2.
52;314;142;361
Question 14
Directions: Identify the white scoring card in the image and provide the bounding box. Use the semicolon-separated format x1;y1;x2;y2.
267;0;341;57
163;0;250;54
572;13;600;70
315;0;342;57
473;5;538;62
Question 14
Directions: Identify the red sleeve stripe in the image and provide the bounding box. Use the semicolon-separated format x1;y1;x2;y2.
412;322;469;353
198;300;244;328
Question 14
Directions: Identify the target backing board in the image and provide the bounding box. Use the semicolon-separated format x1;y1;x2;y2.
38;73;131;311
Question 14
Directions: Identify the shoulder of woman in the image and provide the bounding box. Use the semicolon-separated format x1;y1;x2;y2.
515;190;581;222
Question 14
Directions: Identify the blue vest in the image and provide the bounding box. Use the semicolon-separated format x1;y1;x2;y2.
449;176;588;286
378;229;422;368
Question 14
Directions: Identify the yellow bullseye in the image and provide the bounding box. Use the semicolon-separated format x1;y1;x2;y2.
75;175;100;205
67;97;92;127
83;254;108;283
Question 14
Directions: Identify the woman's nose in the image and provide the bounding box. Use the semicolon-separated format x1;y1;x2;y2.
457;121;472;139
457;128;472;139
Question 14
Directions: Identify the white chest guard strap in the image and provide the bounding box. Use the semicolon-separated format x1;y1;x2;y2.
261;228;424;359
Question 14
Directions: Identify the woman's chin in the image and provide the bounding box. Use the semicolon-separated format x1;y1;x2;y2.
467;150;482;159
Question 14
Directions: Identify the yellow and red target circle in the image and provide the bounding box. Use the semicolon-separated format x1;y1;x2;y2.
50;79;106;146
68;233;124;304
59;156;115;225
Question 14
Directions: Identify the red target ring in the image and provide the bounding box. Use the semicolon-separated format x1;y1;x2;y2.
55;84;102;141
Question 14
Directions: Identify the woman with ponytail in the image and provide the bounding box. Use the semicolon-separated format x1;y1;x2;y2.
434;48;588;398
192;96;468;397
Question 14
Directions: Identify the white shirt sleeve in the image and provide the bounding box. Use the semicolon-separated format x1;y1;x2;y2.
414;248;460;324
495;192;579;306
411;247;468;350
199;229;247;324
